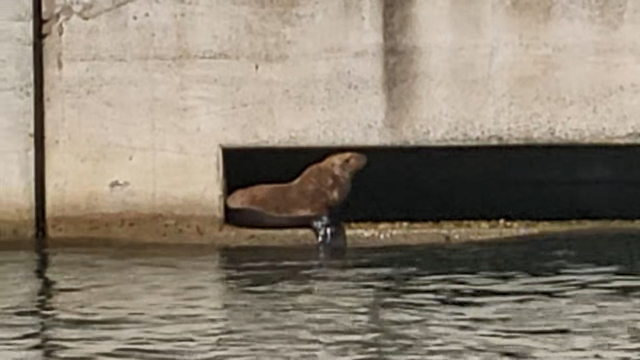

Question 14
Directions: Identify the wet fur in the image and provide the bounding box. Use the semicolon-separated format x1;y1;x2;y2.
226;152;367;226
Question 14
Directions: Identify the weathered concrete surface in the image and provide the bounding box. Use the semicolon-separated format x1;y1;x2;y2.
43;0;640;240
43;0;384;238
383;0;640;144
0;0;34;240
42;219;640;248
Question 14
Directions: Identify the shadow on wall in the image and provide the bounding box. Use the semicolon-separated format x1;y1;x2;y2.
223;145;640;222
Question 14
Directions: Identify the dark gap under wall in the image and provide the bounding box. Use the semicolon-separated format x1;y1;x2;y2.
223;146;640;223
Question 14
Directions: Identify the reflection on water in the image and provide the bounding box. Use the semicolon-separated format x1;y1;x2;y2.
2;230;640;359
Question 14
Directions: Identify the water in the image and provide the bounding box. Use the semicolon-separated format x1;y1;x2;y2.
2;229;640;359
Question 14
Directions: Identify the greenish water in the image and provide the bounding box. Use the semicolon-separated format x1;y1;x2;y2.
2;230;640;359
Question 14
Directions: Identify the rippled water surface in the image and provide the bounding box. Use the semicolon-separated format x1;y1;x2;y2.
3;230;640;359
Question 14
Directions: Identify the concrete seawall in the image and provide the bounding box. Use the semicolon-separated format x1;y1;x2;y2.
2;0;640;243
42;0;385;240
0;0;34;241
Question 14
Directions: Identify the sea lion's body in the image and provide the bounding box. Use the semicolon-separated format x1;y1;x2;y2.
226;152;367;228
226;152;367;258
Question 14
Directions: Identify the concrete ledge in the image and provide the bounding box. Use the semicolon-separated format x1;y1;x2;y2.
48;212;223;244
0;219;34;242
44;216;640;248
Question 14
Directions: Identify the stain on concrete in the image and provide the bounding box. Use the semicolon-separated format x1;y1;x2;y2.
504;0;554;24
47;213;223;244
449;0;486;37
224;0;304;62
231;0;299;9
42;0;138;36
0;219;34;242
382;0;417;133
56;52;64;70
70;0;138;20
42;0;58;21
446;0;491;107
174;4;192;64
342;0;367;22
588;0;628;30
108;179;130;190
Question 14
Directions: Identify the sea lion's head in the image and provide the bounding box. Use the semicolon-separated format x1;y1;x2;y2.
322;152;368;180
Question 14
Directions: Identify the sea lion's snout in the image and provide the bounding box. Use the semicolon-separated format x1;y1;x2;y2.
347;152;367;171
330;152;367;174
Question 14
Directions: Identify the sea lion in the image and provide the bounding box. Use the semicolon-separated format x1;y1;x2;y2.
226;151;367;250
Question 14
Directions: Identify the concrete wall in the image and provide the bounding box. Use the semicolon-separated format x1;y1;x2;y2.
0;0;34;240
384;0;640;144
43;0;384;240
42;0;640;240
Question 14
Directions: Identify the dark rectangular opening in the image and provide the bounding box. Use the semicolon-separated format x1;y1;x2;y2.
223;145;640;223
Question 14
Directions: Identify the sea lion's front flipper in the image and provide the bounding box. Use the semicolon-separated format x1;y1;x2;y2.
312;215;347;260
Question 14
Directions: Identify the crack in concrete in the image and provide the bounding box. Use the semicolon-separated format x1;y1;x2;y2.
42;0;137;36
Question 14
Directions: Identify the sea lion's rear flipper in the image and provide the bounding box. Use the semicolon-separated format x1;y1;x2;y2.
312;215;347;260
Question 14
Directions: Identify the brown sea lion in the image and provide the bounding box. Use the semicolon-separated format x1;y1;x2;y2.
226;151;367;230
